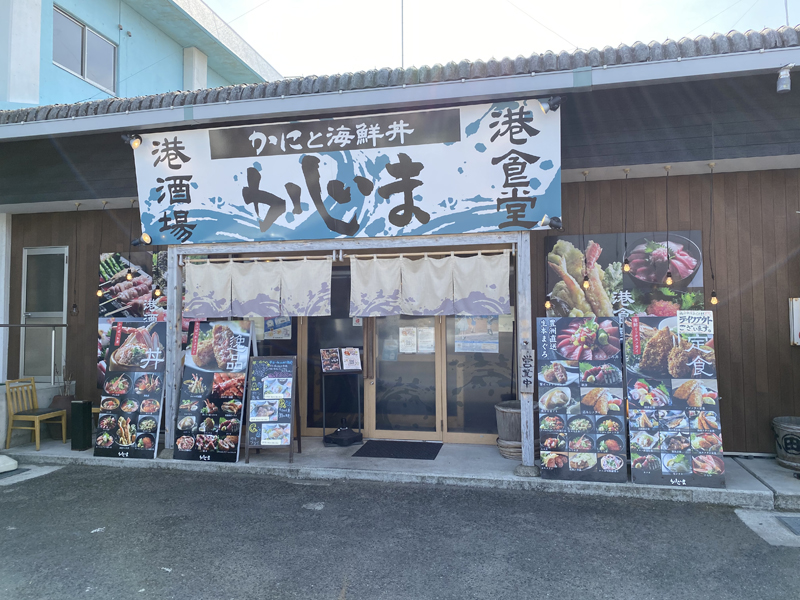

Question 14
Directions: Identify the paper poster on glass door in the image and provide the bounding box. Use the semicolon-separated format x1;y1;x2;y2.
454;316;499;353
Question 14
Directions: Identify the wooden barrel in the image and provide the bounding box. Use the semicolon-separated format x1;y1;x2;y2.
495;401;521;442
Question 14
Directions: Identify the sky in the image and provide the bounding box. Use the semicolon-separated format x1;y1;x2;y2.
202;0;798;79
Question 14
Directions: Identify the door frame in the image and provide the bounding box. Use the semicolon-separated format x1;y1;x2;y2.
166;232;528;450
19;246;69;382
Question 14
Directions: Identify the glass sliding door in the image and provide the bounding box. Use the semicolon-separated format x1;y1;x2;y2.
374;315;439;437
444;315;515;441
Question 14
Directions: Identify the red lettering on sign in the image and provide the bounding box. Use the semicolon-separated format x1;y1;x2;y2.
191;324;200;356
114;322;123;347
632;315;641;355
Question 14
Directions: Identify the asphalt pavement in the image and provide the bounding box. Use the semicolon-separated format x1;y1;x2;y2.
0;466;798;600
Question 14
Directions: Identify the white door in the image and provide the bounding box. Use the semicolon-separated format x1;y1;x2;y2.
20;247;69;382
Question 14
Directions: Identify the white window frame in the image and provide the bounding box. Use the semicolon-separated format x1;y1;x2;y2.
20;247;69;383
53;6;117;94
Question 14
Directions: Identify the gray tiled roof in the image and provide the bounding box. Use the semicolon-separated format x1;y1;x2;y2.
1;25;798;125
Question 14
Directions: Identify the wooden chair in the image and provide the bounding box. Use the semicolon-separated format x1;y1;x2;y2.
5;377;66;451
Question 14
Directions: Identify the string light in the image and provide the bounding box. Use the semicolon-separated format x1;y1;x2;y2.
623;168;631;273
97;201;107;298
71;203;80;317
664;165;671;286
708;162;718;307
581;170;589;291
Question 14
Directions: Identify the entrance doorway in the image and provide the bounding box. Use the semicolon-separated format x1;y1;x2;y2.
298;260;516;444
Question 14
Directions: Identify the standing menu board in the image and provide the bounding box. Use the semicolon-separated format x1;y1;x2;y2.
245;356;297;463
95;321;166;459
537;317;627;482
624;311;724;488
173;321;252;463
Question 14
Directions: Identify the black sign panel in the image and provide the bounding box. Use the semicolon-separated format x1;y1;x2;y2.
537;317;627;483
208;109;461;159
173;321;252;463
245;356;296;462
94;321;166;459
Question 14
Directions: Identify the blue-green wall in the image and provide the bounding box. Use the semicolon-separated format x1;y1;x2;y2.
207;66;231;88
1;0;200;109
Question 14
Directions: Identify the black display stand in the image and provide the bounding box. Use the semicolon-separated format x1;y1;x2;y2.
321;369;363;447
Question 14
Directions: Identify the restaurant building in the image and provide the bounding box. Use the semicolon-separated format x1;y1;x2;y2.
1;25;799;465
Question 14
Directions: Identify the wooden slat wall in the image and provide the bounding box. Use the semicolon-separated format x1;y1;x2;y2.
7;170;800;452
6;208;162;404
534;169;800;453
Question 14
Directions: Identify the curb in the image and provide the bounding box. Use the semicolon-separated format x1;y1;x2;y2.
5;451;774;510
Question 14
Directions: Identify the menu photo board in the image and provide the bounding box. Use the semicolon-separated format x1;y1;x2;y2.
94;321;166;459
245;356;297;463
624;311;724;488
537;317;627;482
173;321;252;463
320;348;362;373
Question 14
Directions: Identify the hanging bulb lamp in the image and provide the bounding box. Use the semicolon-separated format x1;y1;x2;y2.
96;288;103;298
582;275;590;290
710;291;718;305
665;271;673;286
125;269;133;281
154;285;162;298
623;258;631;273
544;296;552;311
70;303;79;316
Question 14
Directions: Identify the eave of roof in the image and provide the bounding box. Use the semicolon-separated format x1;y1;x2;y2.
1;24;798;139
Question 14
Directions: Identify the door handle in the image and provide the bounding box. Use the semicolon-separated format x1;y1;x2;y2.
23;313;31;317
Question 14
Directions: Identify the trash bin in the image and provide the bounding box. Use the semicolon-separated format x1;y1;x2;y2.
772;417;800;471
71;400;93;451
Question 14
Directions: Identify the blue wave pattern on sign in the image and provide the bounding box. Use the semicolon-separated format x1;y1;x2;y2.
135;99;561;244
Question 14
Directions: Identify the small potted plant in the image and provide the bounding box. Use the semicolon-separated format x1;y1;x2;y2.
47;365;75;439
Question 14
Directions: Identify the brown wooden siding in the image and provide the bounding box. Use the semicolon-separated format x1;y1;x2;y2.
535;169;800;454
7;208;161;404
7;171;800;452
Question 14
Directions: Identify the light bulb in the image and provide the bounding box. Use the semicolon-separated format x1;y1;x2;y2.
710;291;718;305
544;296;552;311
96;288;103;298
582;275;590;290
125;269;133;281
623;258;631;273
70;303;79;316
130;135;142;149
665;271;673;286
154;286;162;298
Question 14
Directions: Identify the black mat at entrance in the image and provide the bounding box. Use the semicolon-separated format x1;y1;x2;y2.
352;440;442;460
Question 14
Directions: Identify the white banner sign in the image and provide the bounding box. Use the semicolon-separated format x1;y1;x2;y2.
133;99;561;244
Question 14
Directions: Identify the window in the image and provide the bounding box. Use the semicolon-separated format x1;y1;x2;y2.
53;7;116;93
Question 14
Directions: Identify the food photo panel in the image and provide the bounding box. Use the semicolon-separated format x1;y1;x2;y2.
544;231;704;321
94;321;166;460
625;311;725;487
173;320;252;463
537;317;627;483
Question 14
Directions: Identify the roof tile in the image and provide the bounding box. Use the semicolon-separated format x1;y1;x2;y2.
3;25;798;124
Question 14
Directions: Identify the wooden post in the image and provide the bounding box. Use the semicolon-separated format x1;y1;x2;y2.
516;231;537;468
163;246;182;451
